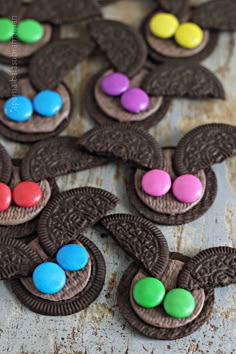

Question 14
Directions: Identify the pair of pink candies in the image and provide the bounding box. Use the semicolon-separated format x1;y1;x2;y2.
101;72;150;114
142;169;203;203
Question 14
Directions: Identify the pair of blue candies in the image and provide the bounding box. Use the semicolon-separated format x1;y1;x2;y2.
4;90;63;123
32;244;89;295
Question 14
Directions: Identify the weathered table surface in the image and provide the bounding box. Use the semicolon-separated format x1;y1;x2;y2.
0;1;236;353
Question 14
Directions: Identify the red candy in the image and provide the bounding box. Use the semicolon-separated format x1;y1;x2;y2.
0;183;12;211
13;181;42;208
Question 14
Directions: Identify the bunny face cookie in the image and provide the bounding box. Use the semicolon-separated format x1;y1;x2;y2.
84;25;225;129
0;34;95;143
0;136;119;315
0;0;101;65
78;123;236;225
0;186;119;316
100;214;236;339
0;136;108;239
142;0;236;64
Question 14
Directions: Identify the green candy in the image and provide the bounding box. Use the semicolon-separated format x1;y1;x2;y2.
0;18;15;42
133;277;166;308
163;288;195;319
16;19;44;44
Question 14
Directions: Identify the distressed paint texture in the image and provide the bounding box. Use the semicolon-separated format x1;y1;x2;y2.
0;1;236;353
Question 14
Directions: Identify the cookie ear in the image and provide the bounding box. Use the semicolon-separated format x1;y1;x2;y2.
100;214;169;278
178;247;236;291
142;63;225;99
79;124;163;169
89;20;147;77
24;0;101;24
0;71;12;99
0;143;12;184
158;0;190;19
38;187;119;256
29;37;96;91
0;0;22;17
192;0;236;31
174;124;236;175
0;237;41;280
20;137;108;182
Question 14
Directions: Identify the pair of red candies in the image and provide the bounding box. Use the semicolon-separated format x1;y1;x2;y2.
0;181;42;212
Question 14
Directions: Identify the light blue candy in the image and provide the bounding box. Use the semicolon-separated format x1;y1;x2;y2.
33;90;63;117
4;96;33;122
56;244;89;271
32;262;66;295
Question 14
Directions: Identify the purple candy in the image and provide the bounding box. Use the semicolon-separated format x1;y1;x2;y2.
101;72;130;96
121;88;150;114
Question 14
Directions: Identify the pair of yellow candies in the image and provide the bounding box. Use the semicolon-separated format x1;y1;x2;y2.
150;13;204;49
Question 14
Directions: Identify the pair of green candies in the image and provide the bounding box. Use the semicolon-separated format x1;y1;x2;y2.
133;277;195;319
0;18;44;44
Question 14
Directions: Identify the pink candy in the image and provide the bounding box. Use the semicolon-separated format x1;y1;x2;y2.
142;169;203;204
172;174;203;203
142;169;171;197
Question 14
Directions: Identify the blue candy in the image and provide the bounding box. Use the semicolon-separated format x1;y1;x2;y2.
4;96;33;122
33;262;66;295
33;90;63;117
56;244;89;271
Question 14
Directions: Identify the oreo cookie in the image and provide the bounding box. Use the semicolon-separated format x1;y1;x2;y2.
141;0;236;64
84;68;171;129
79;124;163;169
142;63;225;99
79;124;235;224
0;0;101;66
0;181;119;315
89;20;147;77
84;62;224;129
0;37;93;143
100;213;236;339
0;137;108;239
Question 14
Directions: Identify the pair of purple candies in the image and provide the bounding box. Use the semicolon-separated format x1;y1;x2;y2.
101;72;150;114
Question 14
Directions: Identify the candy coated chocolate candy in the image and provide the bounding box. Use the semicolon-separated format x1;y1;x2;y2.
175;22;203;49
33;262;66;295
16;19;44;44
4;96;33;122
142;169;171;197
13;181;42;208
101;72;130;96
0;183;12;212
33;90;63;117
149;13;179;39
56;244;89;271
121;88;150;114
133;277;166;308
163;288;195;318
172;174;203;203
0;18;15;42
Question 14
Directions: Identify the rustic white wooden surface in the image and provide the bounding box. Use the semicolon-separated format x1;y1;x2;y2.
0;1;236;353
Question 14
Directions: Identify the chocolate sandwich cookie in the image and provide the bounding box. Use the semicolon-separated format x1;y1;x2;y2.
142;0;236;64
0;186;119;316
0;0;101;65
0;36;95;143
0;136;108;240
79;123;235;224
85;60;224;129
100;213;236;339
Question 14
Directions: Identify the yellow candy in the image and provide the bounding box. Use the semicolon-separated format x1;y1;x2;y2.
149;13;179;39
175;22;204;49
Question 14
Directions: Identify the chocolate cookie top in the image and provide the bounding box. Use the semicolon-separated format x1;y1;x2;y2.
89;20;147;77
100;213;236;339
